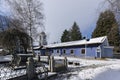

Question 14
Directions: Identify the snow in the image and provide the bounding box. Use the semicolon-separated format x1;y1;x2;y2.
0;64;26;80
66;64;120;80
67;57;120;67
63;57;120;80
0;49;3;51
1;55;120;80
45;36;107;48
0;55;12;62
93;65;120;80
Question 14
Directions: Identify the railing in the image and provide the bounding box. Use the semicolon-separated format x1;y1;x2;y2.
39;56;68;72
39;56;81;68
39;56;49;62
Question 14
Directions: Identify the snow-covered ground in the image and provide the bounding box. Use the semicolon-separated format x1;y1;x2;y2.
1;56;120;80
64;58;120;80
49;57;120;80
66;64;120;80
0;55;12;62
67;57;120;67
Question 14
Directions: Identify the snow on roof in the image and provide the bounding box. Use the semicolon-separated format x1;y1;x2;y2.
33;42;39;46
0;49;3;52
45;36;107;48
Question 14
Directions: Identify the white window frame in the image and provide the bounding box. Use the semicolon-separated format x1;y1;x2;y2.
96;47;101;58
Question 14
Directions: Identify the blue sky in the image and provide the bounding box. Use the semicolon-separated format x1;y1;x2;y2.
0;0;108;44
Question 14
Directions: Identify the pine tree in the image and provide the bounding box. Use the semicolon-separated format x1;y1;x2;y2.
61;22;82;42
108;23;120;46
92;10;117;37
70;22;82;41
92;10;120;51
61;29;70;42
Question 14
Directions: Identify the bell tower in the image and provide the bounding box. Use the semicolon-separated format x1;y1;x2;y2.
39;32;47;46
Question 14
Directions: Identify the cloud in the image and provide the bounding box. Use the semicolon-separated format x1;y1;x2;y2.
0;0;10;15
42;0;106;43
0;0;107;43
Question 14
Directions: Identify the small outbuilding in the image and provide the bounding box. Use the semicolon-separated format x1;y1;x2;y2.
36;36;113;58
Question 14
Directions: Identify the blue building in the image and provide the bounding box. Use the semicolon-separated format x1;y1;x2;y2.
35;36;113;58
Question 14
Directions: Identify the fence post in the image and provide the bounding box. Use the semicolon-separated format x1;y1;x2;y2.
48;55;50;63
50;56;54;72
64;57;68;69
38;55;41;62
26;57;36;80
48;55;50;71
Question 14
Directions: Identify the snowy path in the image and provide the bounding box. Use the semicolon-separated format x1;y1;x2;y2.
49;58;120;80
1;56;120;80
67;64;120;80
49;64;108;80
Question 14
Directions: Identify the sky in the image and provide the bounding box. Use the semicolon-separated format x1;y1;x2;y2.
41;0;107;44
0;0;108;44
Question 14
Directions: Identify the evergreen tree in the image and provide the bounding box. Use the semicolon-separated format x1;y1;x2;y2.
70;22;82;41
92;10;120;51
108;23;120;46
92;10;117;37
61;29;70;42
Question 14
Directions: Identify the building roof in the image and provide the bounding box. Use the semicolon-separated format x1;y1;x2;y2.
45;36;107;48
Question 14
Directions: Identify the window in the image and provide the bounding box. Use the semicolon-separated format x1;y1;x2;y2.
70;50;74;54
45;50;50;56
57;50;59;53
81;48;85;54
63;50;66;54
97;49;100;52
51;50;53;53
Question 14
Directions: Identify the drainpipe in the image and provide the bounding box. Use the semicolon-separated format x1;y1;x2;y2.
85;39;89;59
100;46;102;58
85;43;87;59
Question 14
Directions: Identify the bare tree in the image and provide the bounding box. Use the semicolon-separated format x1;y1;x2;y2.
105;0;120;52
0;15;10;32
105;0;120;25
106;0;120;12
0;16;5;32
5;0;44;53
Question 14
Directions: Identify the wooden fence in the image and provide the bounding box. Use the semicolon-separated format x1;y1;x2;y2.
0;55;81;80
39;56;68;72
